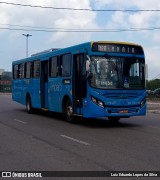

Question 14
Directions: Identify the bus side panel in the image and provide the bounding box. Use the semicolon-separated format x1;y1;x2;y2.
48;77;72;113
48;78;62;112
60;77;72;112
30;79;41;109
12;79;26;105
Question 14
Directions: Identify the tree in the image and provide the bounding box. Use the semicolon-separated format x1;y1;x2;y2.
146;79;160;90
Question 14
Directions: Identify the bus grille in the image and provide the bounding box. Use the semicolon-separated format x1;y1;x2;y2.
107;107;139;114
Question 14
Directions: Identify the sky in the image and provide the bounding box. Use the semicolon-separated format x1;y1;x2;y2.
0;0;160;80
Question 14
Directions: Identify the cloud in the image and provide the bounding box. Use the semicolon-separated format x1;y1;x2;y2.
0;0;97;43
93;0;160;29
93;0;160;9
145;46;160;79
0;0;160;79
92;0;160;79
47;0;97;45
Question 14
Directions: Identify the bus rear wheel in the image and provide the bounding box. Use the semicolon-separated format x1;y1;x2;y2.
64;100;74;123
26;96;33;114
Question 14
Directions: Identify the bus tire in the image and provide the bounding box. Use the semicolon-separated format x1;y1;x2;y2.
64;100;74;123
26;95;33;114
108;117;120;123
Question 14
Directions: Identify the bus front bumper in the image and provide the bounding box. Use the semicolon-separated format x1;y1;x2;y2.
83;101;146;119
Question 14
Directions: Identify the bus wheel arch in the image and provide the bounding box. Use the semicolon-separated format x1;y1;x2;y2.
26;93;33;113
62;96;74;123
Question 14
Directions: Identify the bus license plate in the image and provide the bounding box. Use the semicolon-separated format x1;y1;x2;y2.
119;110;128;113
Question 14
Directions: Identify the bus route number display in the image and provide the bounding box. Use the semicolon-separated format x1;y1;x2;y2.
92;43;143;54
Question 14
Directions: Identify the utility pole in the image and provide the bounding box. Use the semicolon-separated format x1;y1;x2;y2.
22;34;32;57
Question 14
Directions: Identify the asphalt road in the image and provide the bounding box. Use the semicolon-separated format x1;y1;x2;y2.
0;95;160;178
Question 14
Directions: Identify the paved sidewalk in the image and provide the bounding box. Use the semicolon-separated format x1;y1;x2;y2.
147;109;160;114
0;93;11;95
147;101;160;104
147;99;160;114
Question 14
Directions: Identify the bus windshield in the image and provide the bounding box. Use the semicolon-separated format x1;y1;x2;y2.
89;56;145;90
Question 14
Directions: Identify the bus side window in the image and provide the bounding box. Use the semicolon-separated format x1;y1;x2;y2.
33;61;40;78
13;64;19;79
49;56;58;77
26;62;32;79
19;63;25;79
61;54;71;77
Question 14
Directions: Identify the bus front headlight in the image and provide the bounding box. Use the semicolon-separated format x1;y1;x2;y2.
91;96;105;108
140;98;146;108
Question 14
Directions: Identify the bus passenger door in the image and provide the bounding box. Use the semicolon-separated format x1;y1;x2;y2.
41;60;48;109
73;54;87;115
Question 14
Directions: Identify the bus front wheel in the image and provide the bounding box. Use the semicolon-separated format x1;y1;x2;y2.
26;96;33;114
64;100;74;123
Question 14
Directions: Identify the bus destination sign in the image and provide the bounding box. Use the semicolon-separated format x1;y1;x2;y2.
92;43;143;54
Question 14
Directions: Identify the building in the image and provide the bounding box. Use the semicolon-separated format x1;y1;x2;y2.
0;69;4;75
0;70;12;93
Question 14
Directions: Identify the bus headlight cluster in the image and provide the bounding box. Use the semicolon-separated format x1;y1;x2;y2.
91;96;105;108
140;98;146;108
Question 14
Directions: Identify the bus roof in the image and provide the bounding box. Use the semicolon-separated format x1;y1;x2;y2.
12;41;143;64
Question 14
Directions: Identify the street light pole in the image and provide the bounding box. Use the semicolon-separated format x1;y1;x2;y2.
22;34;32;57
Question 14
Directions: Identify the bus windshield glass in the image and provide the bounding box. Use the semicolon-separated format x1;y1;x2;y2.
89;56;145;89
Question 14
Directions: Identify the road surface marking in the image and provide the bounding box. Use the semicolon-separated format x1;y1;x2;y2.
61;135;90;146
13;119;27;124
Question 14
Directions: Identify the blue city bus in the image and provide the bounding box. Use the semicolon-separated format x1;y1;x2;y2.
12;41;146;122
